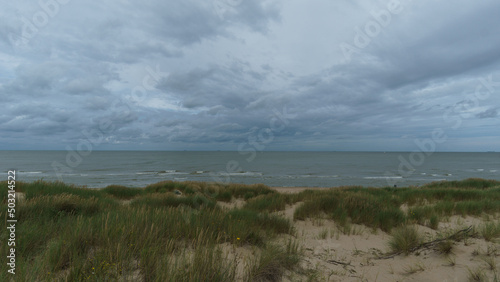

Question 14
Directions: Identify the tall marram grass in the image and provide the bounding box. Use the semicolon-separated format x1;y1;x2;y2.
244;193;295;212
0;180;295;281
293;178;500;232
388;225;422;255
246;239;303;282
294;190;405;232
101;185;144;199
423;178;500;189
143;181;275;200
17;180;103;200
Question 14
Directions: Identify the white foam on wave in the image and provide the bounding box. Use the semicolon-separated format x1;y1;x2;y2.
227;172;263;176
364;176;403;179
158;171;188;175
136;172;156;175
21;171;43;174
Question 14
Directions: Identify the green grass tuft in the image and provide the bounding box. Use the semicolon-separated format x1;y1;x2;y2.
388;225;422;255
246;239;303;282
480;222;500;242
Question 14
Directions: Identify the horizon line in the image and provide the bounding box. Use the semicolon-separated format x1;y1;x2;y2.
0;149;497;153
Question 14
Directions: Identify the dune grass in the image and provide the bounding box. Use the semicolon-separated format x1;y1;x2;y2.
245;239;303;282
101;185;144;199
293;189;406;232
243;193;296;212
388;225;422;255
0;180;294;281
480;221;500;242
10;180;103;200
293;178;500;232
1;178;500;280
423;178;500;189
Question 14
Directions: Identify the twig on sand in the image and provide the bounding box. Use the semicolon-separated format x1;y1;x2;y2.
378;226;475;259
326;259;357;275
326;259;352;266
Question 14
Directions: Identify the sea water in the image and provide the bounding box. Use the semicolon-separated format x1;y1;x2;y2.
0;151;499;188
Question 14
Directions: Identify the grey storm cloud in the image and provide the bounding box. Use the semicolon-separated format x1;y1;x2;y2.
1;0;500;151
476;108;498;119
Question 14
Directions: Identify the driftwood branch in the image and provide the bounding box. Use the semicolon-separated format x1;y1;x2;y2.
326;259;352;266
378;226;474;259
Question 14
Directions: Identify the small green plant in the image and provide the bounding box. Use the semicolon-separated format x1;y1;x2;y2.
444;255;456;266
480;222;500;241
429;215;439;230
467;267;487;282
481;256;497;271
403;261;425;275
388;225;421;255
318;228;329;239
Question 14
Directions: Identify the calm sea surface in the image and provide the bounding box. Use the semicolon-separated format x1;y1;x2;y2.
0;151;499;188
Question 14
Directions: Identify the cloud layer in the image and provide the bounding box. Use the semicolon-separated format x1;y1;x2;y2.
1;0;499;151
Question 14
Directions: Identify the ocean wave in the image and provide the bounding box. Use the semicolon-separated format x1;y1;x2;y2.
363;176;403;179
226;172;263;176
295;174;339;178
136;170;189;175
158;170;188;175
20;171;43;174
136;171;157;175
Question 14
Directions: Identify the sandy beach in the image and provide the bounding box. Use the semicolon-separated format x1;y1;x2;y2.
211;186;500;281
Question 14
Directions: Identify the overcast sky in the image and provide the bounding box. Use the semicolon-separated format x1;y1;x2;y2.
1;0;499;151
